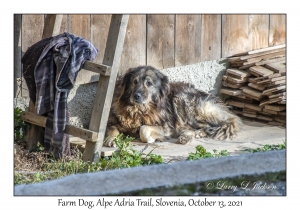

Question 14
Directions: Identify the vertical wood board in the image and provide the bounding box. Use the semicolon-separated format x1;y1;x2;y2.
91;14;112;64
222;15;249;57
147;14;175;69
21;15;44;97
68;15;96;85
25;101;44;151
59;14;68;34
42;14;63;38
88;14;112;83
119;14;146;74
248;14;269;51
269;14;286;46
22;15;44;52
68;14;91;40
200;14;221;61
175;14;201;66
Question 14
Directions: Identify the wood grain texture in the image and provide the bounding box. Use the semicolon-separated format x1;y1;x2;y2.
226;100;245;108
248;44;285;54
201;14;221;61
14;14;22;98
240;48;285;60
255;57;285;66
22;15;44;52
245;103;262;112
70;137;117;157
42;14;63;38
269;14;286;46
119;14;146;74
265;62;286;73
220;88;242;96
248;15;269;51
68;14;91;39
68;14;97;85
248;82;267;91
21;15;44;97
244;50;285;65
223;75;248;84
175;14;201;66
21;111;98;142
91;14;111;64
82;14;112;84
24;101;44;151
147;14;175;69
83;15;129;162
59;14;68;33
249;66;275;76
222;15;249;57
265;105;286;111
242;87;263;98
82;61;111;76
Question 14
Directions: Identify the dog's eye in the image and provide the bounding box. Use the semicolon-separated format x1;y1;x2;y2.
133;79;138;85
146;81;153;87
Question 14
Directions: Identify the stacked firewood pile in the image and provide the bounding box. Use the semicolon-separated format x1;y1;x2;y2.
220;44;286;126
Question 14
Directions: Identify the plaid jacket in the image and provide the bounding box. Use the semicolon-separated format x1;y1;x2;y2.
22;32;98;157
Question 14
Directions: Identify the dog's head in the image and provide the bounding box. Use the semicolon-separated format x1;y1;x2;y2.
120;66;170;107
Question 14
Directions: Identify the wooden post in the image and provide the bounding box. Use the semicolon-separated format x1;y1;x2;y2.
42;14;63;38
25;14;63;151
14;14;22;98
83;15;129;162
25;101;44;151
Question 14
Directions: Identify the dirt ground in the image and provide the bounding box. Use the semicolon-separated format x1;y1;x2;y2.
14;143;82;174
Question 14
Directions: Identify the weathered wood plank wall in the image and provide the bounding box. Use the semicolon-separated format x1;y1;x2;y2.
15;14;286;97
120;15;146;73
200;15;222;62
175;15;202;66
248;14;269;50
147;15;175;69
222;15;250;57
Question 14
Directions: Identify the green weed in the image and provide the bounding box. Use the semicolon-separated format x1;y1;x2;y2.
14;107;29;141
187;145;229;161
243;141;286;153
99;134;163;170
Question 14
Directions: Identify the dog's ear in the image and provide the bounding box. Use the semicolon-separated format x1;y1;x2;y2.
122;68;135;87
156;71;170;98
161;75;170;97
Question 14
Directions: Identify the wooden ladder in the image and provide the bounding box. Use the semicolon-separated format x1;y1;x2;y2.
21;14;129;162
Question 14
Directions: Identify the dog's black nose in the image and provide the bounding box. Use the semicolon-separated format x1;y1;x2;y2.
134;92;142;100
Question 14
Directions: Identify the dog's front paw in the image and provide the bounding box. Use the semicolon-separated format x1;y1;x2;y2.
104;137;117;147
140;125;155;143
195;129;207;138
178;132;194;145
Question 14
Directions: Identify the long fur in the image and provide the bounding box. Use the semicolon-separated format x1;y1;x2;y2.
104;66;242;147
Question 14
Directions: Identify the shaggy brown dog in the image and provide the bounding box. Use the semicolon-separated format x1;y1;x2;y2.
104;66;242;147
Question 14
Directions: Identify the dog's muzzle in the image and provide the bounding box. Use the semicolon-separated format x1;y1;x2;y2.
133;92;143;103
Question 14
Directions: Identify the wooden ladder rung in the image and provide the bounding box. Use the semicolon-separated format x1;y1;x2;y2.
21;111;98;142
70;137;117;157
82;61;111;76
